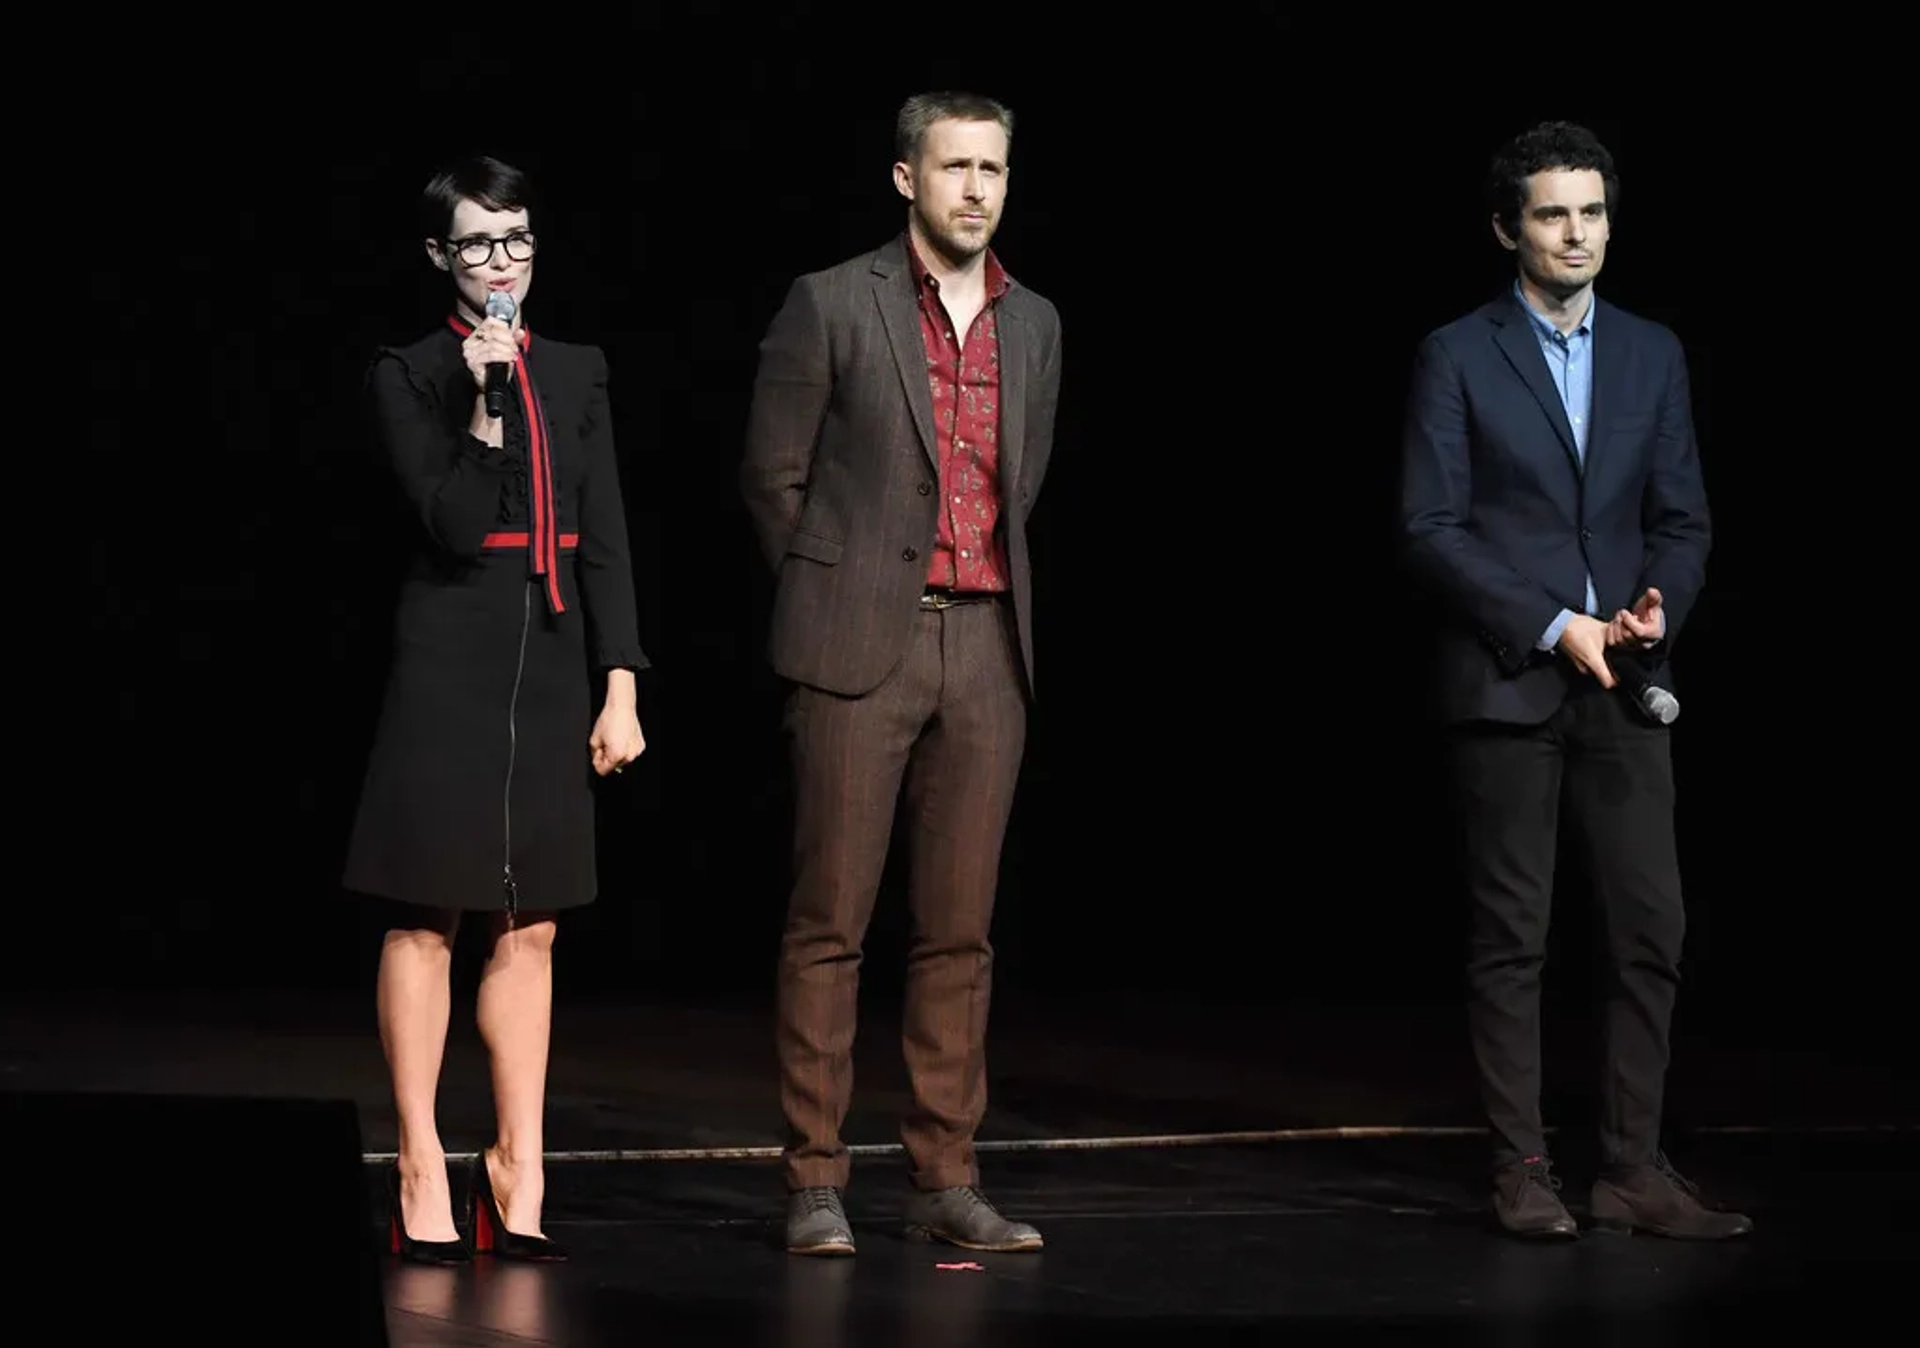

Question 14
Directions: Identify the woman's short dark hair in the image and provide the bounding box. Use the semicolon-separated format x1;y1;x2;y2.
420;156;534;239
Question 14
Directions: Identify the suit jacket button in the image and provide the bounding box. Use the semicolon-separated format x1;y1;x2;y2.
902;547;918;562
917;482;932;496
1580;527;1593;541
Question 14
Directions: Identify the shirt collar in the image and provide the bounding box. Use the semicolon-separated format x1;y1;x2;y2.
905;231;1012;301
1514;279;1594;342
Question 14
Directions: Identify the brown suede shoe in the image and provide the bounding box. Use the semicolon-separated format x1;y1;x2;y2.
1591;1153;1754;1240
1492;1155;1580;1239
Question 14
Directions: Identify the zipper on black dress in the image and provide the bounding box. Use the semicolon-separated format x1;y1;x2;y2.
502;578;533;930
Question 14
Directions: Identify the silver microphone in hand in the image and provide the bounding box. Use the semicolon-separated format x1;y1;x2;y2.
1604;644;1680;725
483;290;517;419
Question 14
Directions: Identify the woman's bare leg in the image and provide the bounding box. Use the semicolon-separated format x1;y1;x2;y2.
377;909;463;1242
476;912;558;1234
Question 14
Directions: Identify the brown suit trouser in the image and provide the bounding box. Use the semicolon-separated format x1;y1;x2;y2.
775;597;1027;1192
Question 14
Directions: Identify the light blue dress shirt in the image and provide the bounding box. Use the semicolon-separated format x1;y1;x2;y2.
1515;281;1601;652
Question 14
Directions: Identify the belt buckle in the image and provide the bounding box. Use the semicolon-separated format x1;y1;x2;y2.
920;591;956;611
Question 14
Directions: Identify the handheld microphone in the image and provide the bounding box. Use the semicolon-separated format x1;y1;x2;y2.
482;289;517;419
1604;644;1680;725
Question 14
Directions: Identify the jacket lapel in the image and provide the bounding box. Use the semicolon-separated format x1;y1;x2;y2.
873;253;940;472
1493;305;1580;475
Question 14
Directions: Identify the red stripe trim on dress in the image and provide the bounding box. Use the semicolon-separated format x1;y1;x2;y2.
445;314;568;614
483;532;580;549
517;352;566;613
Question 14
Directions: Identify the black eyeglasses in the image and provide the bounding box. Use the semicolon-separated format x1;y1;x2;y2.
445;230;538;267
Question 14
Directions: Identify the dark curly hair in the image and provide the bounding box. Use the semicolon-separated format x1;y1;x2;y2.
1487;122;1618;238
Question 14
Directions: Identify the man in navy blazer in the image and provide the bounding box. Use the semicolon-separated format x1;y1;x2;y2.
1400;122;1751;1241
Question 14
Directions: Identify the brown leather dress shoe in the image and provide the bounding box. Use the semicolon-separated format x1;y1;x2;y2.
1591;1153;1754;1240
1493;1155;1580;1239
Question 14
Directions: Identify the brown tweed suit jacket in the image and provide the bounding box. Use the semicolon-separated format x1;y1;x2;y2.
741;234;1064;699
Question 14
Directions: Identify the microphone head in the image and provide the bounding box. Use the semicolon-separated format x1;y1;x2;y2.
484;289;517;323
1645;688;1681;725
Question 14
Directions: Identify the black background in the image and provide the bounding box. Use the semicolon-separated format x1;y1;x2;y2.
61;13;1899;1099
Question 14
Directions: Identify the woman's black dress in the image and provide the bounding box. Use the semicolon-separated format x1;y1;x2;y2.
342;319;647;916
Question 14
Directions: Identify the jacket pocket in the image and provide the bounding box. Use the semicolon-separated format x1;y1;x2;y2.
785;528;844;565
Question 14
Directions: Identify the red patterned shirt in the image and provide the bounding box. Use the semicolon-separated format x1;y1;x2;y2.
906;236;1013;592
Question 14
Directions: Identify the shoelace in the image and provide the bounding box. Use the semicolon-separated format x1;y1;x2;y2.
1651;1151;1701;1196
956;1186;1003;1215
1521;1158;1563;1193
799;1187;843;1215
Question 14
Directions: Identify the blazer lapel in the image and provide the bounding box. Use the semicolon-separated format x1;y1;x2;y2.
1494;309;1580;474
996;301;1026;495
873;265;940;472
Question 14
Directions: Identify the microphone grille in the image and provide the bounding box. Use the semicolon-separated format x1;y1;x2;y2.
485;290;517;323
1647;689;1681;725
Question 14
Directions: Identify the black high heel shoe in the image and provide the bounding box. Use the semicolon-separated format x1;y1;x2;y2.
470;1152;569;1261
386;1162;471;1265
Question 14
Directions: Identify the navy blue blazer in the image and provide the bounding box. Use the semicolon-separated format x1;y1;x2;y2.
1399;291;1712;726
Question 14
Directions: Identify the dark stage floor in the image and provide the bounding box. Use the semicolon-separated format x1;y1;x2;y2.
371;1134;1906;1345
7;987;1912;1343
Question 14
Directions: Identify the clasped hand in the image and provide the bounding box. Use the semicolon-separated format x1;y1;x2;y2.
1557;588;1666;689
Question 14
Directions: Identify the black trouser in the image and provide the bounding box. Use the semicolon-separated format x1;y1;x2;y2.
1446;684;1687;1173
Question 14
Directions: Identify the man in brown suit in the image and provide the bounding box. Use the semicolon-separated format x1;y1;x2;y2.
741;90;1062;1257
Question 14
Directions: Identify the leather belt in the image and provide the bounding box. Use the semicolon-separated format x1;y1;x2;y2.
919;588;1002;611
